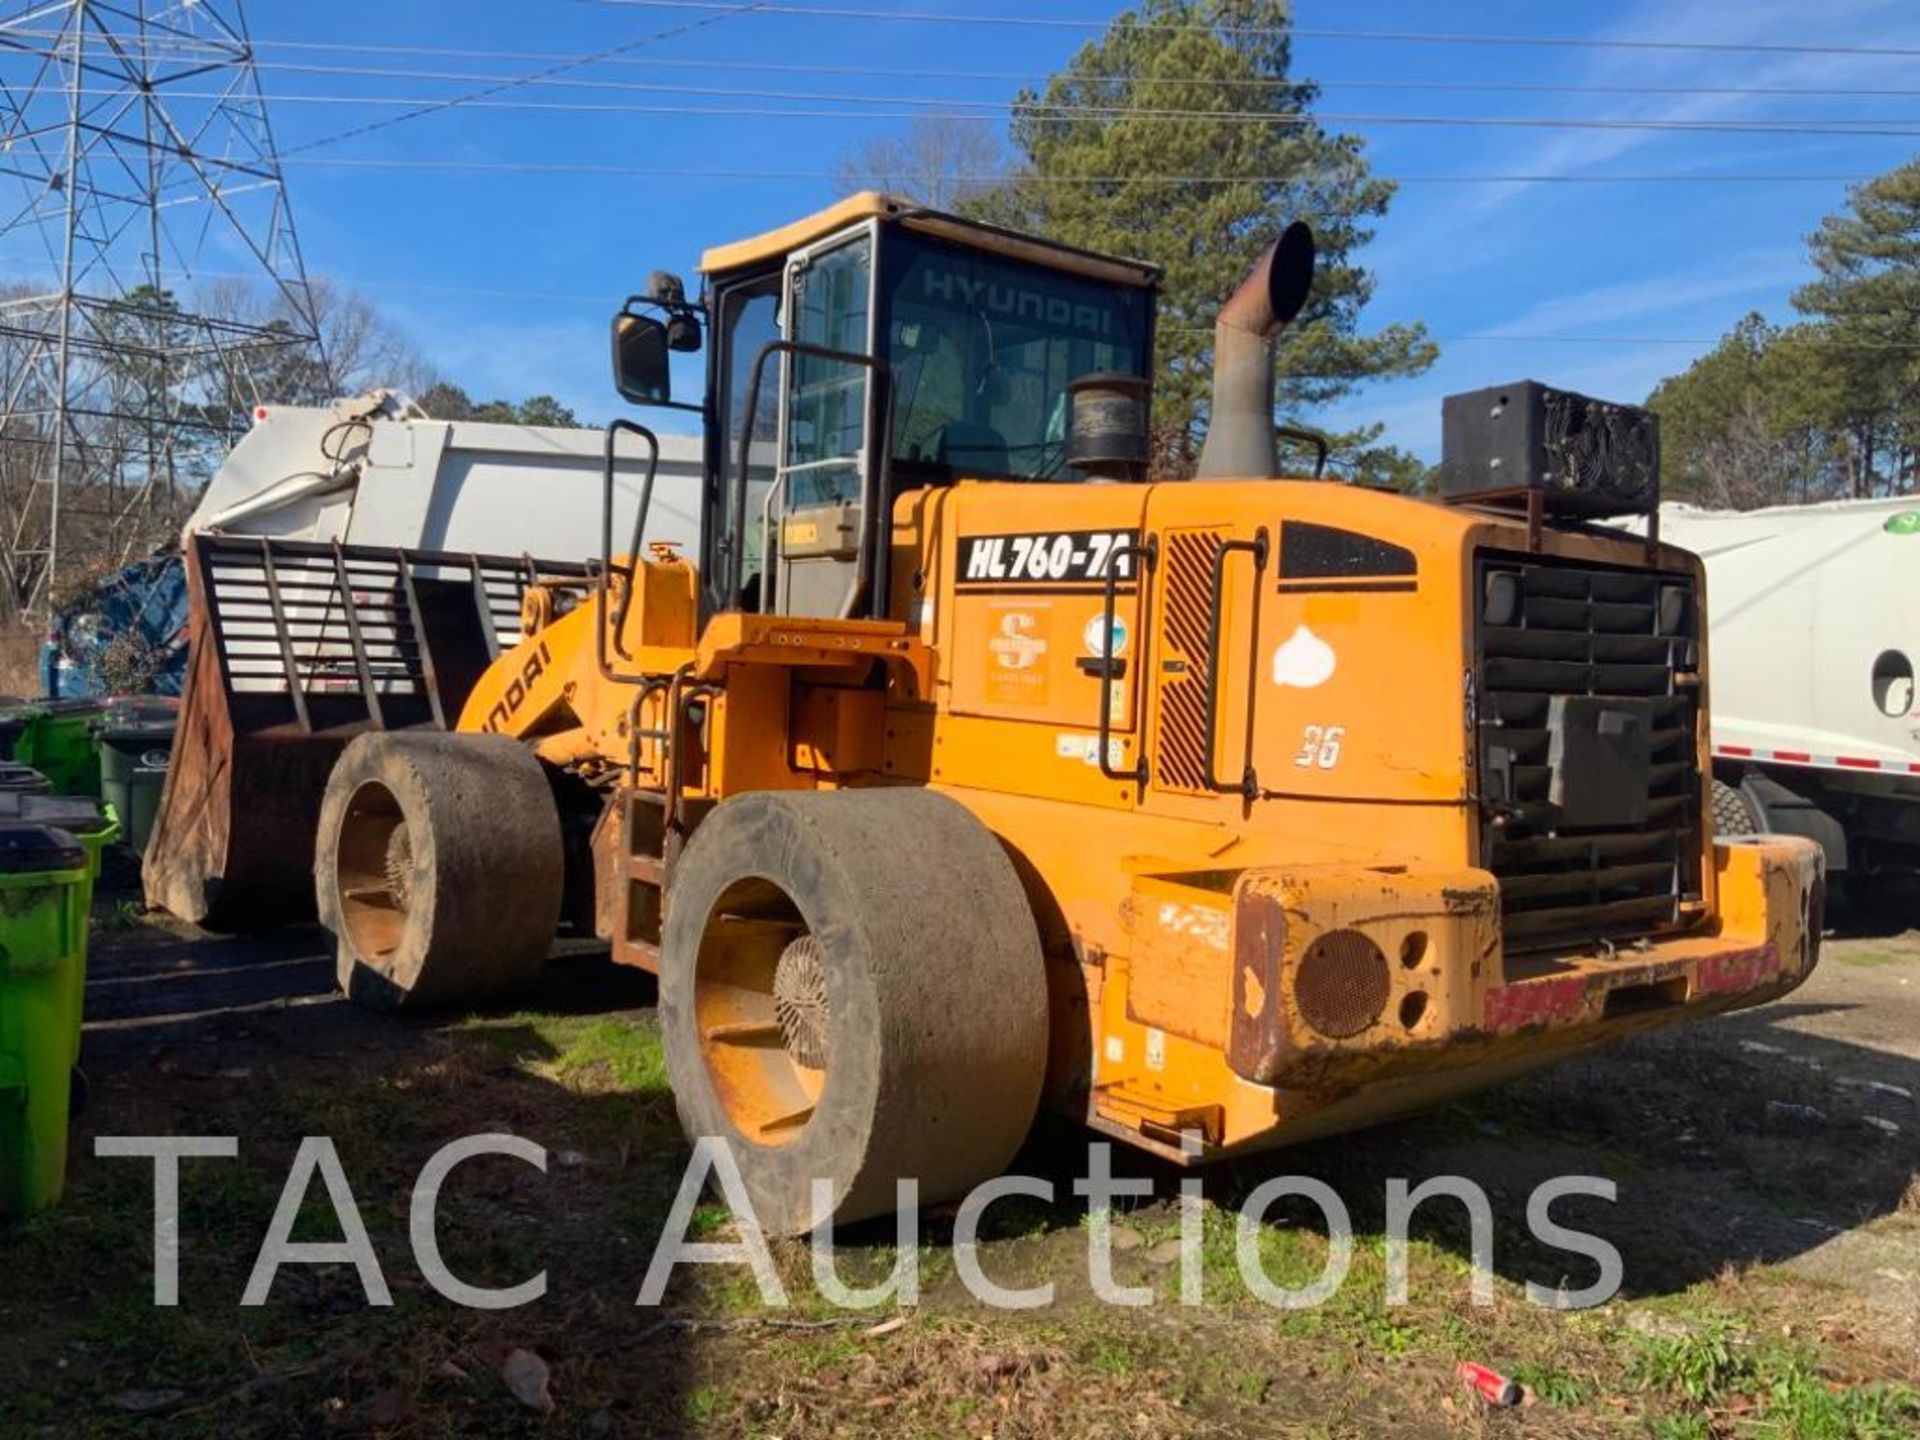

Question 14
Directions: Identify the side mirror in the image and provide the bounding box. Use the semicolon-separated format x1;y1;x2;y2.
611;312;672;405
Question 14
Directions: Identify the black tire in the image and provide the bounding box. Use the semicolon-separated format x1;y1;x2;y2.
315;733;563;1010
660;788;1047;1236
1712;778;1764;840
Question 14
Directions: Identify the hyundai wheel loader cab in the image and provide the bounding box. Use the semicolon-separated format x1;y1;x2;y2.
649;192;1159;625
314;194;1824;1236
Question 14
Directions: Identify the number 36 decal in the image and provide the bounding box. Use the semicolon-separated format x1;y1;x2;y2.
1295;724;1345;770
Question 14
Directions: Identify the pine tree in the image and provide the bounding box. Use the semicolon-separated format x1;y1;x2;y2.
968;0;1435;471
1793;158;1920;495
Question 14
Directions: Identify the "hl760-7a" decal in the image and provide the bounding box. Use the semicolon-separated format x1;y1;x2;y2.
957;530;1139;588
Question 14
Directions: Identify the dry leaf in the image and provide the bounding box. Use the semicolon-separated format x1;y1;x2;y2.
502;1348;554;1414
109;1389;184;1414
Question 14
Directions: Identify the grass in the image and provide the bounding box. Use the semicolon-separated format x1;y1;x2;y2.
1623;1307;1920;1439
542;1014;670;1092
6;925;1920;1437
1833;949;1905;969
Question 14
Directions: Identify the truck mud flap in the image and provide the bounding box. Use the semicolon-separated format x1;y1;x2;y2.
143;534;592;930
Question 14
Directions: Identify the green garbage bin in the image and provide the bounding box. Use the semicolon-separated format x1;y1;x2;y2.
94;698;175;858
0;795;118;1071
13;700;105;798
0;823;93;1219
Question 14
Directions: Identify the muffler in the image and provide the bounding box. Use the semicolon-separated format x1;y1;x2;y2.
1195;221;1316;480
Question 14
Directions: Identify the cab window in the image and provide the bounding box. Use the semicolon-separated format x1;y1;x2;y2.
880;231;1149;483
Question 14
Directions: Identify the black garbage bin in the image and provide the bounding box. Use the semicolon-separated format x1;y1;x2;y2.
94;697;177;857
0;763;51;796
0;707;34;762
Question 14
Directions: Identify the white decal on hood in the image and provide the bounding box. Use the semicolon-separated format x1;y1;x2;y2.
1271;625;1337;689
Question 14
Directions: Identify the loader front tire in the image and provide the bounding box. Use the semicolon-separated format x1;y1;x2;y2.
660;788;1048;1236
315;733;563;1010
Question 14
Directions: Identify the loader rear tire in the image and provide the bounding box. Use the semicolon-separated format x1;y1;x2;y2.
315;733;563;1011
660;788;1047;1236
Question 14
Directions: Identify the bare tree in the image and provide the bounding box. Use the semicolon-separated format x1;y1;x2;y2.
832;117;1009;211
1693;397;1813;510
195;275;433;402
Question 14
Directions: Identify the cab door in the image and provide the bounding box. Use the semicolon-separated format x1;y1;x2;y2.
769;223;879;619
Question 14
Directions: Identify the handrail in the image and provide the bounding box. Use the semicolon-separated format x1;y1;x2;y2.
1202;528;1270;800
597;418;661;682
1097;535;1157;789
732;338;891;620
625;674;675;784
1275;426;1331;479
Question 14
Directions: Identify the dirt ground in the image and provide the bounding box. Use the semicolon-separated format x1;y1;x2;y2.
2;878;1917;1438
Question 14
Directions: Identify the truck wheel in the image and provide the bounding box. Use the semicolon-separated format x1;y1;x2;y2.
659;789;1047;1236
315;733;563;1010
1712;778;1764;839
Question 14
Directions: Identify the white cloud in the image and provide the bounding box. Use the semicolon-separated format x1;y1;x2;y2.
1459;0;1911;215
1306;0;1915;459
1476;250;1806;338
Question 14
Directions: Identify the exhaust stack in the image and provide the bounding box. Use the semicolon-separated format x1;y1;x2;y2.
1195;221;1316;480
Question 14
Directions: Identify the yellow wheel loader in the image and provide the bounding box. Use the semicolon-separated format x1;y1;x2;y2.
313;195;1822;1236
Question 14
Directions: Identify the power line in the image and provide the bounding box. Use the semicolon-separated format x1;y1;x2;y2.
12;34;1920;97
578;0;1920;60
283;0;771;155
241;58;1920;99
268;157;1876;185
103;69;1920;133
181;92;1920;139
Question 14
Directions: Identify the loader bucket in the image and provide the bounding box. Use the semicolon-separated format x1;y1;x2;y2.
143;534;593;930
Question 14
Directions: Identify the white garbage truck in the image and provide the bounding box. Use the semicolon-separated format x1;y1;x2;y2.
146;391;705;927
1655;497;1920;898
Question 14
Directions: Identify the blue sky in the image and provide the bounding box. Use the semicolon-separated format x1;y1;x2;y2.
244;0;1920;457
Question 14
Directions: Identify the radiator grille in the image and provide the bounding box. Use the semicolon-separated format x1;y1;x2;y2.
1153;530;1224;793
1475;553;1702;951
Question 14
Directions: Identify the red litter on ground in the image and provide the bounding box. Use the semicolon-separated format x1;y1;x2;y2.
1457;1361;1522;1407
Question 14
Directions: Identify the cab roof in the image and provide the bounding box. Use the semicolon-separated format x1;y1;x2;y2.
699;191;1161;291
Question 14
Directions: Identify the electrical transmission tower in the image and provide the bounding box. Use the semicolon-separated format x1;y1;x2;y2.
0;0;327;615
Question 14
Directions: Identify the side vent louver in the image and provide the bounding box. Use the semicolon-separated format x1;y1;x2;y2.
1153;529;1226;793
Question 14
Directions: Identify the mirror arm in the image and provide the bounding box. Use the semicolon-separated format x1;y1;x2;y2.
619;293;709;323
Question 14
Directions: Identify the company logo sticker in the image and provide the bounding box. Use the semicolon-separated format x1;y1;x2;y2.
990;612;1047;670
1083;613;1128;658
1271;625;1337;689
986;605;1051;705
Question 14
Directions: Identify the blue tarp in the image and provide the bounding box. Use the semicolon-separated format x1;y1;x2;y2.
39;554;188;700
